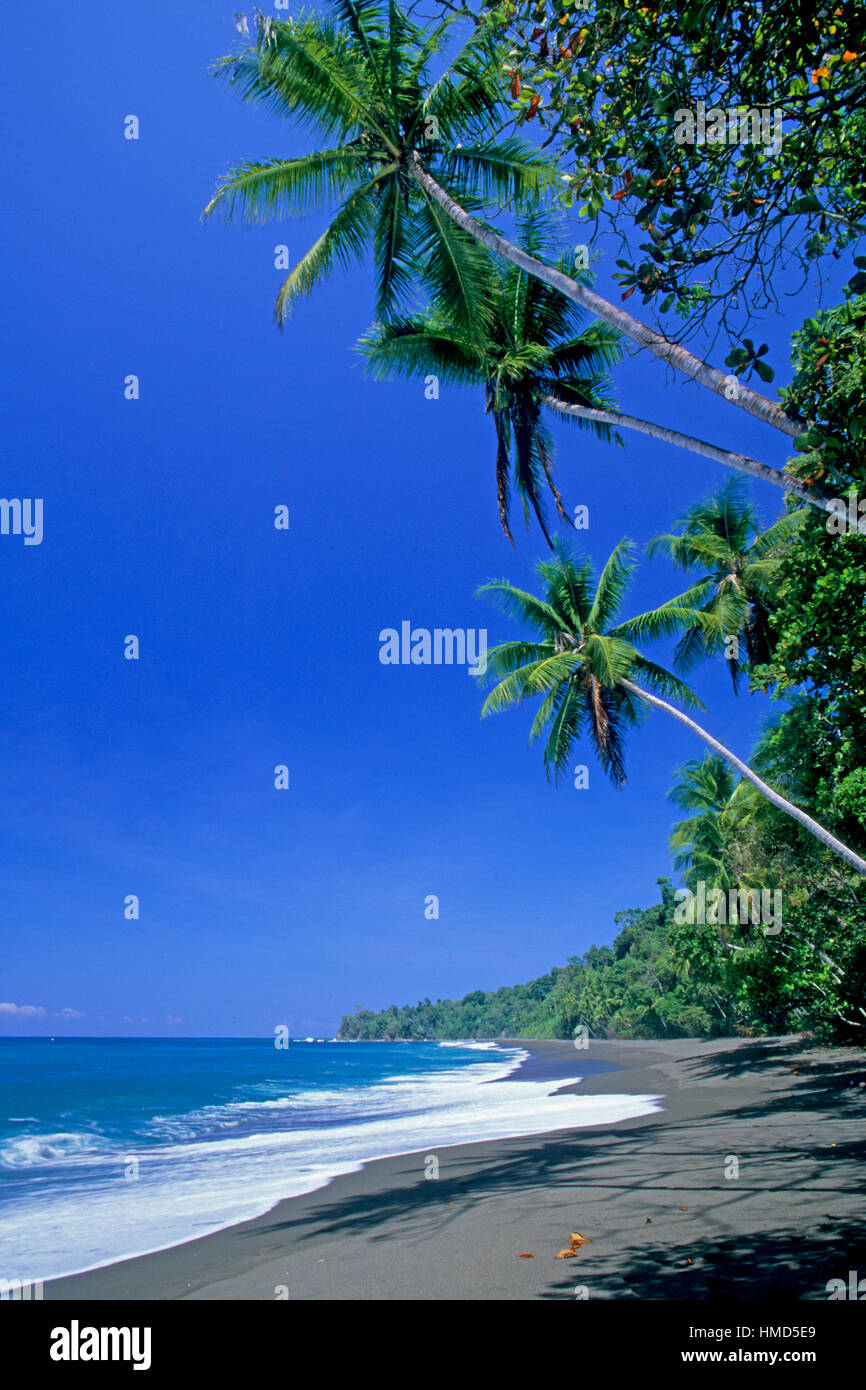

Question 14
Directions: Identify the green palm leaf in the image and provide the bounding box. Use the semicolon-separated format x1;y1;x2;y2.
648;478;802;687
273;178;384;321
477;537;697;786
206;3;553;343
587;539;634;631
203;148;373;223
475;579;566;638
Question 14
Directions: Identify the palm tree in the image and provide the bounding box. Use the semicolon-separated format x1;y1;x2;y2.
204;2;552;339
205;4;821;467
668;754;744;892
667;752;864;1021
477;538;866;875
648;477;808;691
358;214;623;545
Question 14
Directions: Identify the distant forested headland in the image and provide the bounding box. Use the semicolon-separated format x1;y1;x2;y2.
339;869;866;1043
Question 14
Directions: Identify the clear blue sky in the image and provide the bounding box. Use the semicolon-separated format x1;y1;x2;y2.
0;2;847;1036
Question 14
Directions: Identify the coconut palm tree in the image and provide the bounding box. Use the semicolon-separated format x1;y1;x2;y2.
477;538;866;875
667;753;864;1018
667;755;745;892
358;211;820;540
648;477;808;691
204;3;825;477
358;214;623;545
203;2;553;339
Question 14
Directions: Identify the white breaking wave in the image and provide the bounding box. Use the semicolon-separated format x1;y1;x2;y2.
0;1048;662;1283
0;1132;103;1169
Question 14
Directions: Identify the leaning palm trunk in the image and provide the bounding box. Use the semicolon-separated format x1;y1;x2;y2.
408;153;803;438
774;915;865;1022
784;927;849;991
620;678;866;876
543;396;830;513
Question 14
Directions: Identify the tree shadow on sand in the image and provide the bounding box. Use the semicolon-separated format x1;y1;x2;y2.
252;1112;866;1300
540;1218;866;1300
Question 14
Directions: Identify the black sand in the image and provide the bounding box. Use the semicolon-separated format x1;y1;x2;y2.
44;1036;866;1301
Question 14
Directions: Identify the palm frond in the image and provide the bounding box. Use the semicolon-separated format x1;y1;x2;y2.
749;506;809;557
627;656;705;710
372;175;416;318
439;139;555;211
476;579;566;638
273;180;382;321
668;755;734;811
411;194;495;338
546;321;623;375
203;147;372;223
212;19;392;147
492;407;516;544
418;33;514;143
537;539;595;629
587;538;634;631
480;651;580;714
477;638;552;679
357;317;483;384
612;597;717;646
541;680;583;779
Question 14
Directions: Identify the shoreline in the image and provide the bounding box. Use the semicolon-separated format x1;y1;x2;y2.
43;1034;866;1300
34;1037;642;1287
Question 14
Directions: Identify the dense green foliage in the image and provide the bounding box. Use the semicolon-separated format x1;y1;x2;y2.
210;6;866;1045
359;213;622;543
755;293;866;843
477;0;866;342
338;880;723;1040
340;803;866;1041
339;854;866;1042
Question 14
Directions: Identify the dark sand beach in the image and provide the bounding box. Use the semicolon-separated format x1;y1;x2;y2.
45;1036;866;1301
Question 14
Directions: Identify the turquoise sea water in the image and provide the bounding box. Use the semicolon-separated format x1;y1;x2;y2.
0;1037;660;1281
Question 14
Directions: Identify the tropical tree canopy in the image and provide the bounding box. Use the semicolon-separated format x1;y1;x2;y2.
476;537;705;785
359;214;623;544
203;1;554;338
206;2;807;444
477;0;866;343
648;477;807;690
668;754;740;891
476;537;866;874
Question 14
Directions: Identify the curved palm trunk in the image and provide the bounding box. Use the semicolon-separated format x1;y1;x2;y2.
408;152;803;438
620;678;866;876
542;396;831;514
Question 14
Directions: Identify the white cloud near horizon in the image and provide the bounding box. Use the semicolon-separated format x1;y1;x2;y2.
0;1002;46;1017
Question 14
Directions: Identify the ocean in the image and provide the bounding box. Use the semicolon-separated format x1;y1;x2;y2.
0;1037;660;1283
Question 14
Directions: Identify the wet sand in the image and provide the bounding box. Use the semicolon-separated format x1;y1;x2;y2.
44;1035;866;1301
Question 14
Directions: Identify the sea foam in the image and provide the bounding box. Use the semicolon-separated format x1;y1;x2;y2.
0;1043;661;1283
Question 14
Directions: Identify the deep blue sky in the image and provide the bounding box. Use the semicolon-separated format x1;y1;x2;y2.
0;3;849;1036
